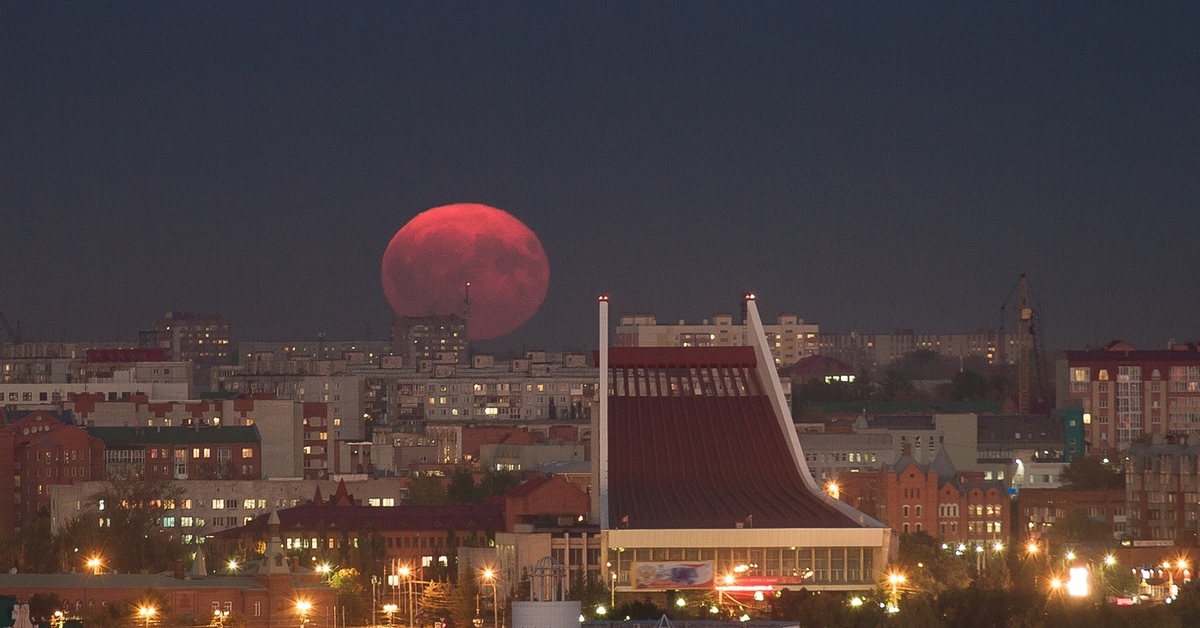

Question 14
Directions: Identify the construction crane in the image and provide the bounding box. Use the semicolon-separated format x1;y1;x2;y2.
1001;275;1047;414
0;312;20;346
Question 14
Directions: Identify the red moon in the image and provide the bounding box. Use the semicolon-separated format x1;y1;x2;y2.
381;203;550;340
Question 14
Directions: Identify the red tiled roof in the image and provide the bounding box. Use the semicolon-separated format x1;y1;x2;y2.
505;475;551;499
606;347;858;529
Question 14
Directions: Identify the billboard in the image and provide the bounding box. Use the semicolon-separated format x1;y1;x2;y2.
632;562;715;590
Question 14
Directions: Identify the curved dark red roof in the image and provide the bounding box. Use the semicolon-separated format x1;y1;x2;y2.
606;347;858;529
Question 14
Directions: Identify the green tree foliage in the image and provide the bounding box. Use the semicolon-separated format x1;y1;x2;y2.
895;532;971;598
888;350;957;381
613;599;665;621
328;568;371;626
56;467;186;574
949;370;991;401
0;508;58;572
407;474;447;505
477;471;519;499
881;370;925;402
27;593;63;624
417;581;453;625
1050;508;1114;543
447;468;480;505
449;575;481;627
1169;579;1200;625
1059;455;1125;490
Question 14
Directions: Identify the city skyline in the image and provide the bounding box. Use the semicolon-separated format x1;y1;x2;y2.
3;3;1198;353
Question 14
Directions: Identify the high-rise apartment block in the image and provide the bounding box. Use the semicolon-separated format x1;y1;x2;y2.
391;315;468;365
1057;341;1200;451
140;312;232;391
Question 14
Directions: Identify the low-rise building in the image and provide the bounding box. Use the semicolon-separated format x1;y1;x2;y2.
837;448;1007;545
1017;488;1127;540
797;431;894;482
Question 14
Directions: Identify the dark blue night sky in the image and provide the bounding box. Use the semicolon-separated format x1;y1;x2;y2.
2;2;1198;353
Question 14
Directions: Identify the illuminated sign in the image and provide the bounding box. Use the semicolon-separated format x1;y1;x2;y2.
633;562;714;590
1067;567;1089;597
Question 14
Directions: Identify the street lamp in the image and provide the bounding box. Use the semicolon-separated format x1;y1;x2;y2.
295;600;312;628
382;604;397;627
213;609;229;628
398;565;413;628
86;555;104;575
481;568;499;628
886;572;906;613
227;559;240;574
137;605;156;628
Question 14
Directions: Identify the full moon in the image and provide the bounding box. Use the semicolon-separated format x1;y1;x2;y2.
381;203;550;340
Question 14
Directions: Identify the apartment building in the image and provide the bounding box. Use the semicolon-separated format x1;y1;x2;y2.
1058;341;1200;451
816;328;1009;371
614;312;819;367
1126;436;1200;542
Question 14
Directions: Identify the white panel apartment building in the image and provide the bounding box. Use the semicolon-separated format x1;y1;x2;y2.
614;312;819;367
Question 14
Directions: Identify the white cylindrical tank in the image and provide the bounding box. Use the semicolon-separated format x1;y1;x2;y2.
510;600;581;628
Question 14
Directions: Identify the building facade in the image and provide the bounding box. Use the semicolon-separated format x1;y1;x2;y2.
1126;436;1200;542
614;312;819;368
1058;342;1200;451
816;328;1009;372
0;410;105;532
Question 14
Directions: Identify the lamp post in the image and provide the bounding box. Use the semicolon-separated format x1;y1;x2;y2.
610;571;617;608
138;605;156;628
482;568;498;628
296;600;312;628
886;572;906;613
371;576;379;627
382;604;397;627
213;609;229;628
399;565;413;628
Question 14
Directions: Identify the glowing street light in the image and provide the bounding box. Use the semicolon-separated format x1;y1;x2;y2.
481;567;499;628
227;559;240;574
295;600;312;628
1026;542;1039;556
1065;551;1076;561
596;605;607;617
137;605;157;628
213;609;229;628
825;480;840;500
886;572;906;613
86;555;104;575
1104;555;1116;567
382;603;397;627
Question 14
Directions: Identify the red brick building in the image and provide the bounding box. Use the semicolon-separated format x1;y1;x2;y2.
503;474;589;531
837;448;1008;545
0;511;335;628
210;481;504;580
0;410;105;532
1017;488;1127;540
